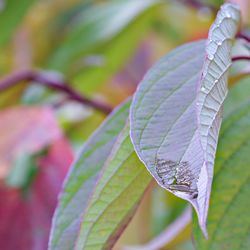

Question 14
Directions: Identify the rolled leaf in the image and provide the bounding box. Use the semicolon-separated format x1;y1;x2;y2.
193;99;250;249
195;3;240;235
130;3;240;237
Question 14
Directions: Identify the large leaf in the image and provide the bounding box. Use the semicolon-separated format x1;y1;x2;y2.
49;100;131;250
193;99;250;249
75;122;152;250
130;3;240;237
130;39;206;234
0;0;35;46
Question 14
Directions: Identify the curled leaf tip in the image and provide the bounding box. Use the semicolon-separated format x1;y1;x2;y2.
195;2;240;237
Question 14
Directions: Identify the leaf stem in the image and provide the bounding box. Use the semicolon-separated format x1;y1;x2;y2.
232;56;250;62
0;70;112;114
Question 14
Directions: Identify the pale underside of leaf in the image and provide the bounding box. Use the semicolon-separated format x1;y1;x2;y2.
130;3;240;238
49;100;130;250
130;39;206;227
195;3;240;236
194;99;250;250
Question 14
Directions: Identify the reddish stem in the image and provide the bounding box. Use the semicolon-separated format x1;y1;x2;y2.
0;70;112;114
236;33;250;43
232;56;250;62
182;0;217;13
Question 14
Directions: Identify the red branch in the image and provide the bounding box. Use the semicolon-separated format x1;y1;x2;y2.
0;70;112;114
236;33;250;43
232;56;250;62
181;0;217;13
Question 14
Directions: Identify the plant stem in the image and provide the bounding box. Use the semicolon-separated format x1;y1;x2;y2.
181;0;217;13
0;70;112;114
232;56;250;62
236;33;250;43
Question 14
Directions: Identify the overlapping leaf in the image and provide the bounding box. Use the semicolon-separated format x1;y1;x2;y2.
75;123;152;250
49;100;134;249
130;3;240;236
193;97;250;249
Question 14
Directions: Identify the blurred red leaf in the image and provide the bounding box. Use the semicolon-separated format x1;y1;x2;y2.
0;137;73;250
0;106;62;179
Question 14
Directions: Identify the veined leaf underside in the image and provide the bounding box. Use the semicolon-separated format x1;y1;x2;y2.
195;3;240;236
130;3;240;237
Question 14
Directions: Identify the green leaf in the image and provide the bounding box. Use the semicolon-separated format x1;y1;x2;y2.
75;122;152;250
193;96;250;249
49;100;130;249
49;99;151;250
47;0;160;94
204;0;224;8
0;0;35;46
225;76;250;116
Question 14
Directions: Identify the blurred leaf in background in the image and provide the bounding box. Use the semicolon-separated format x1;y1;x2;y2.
0;0;35;46
47;0;161;95
0;107;61;179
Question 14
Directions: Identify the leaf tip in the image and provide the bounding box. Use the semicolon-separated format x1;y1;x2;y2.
200;221;209;239
190;192;210;239
194;200;209;239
